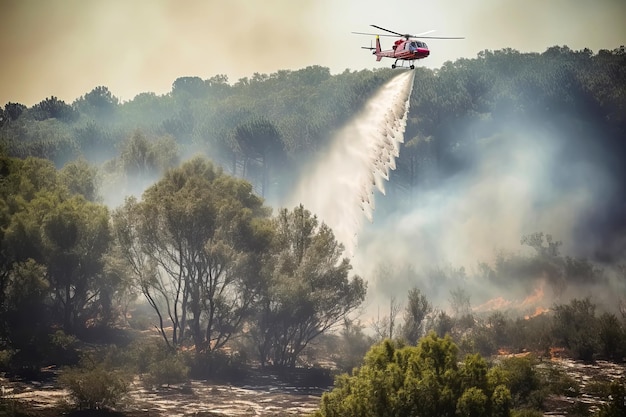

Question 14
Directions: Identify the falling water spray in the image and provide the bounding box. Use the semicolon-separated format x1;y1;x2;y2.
287;71;415;255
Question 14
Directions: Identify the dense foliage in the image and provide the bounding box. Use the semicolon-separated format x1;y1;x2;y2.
1;45;625;414
315;334;513;417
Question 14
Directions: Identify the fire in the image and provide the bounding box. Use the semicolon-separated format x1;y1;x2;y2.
474;281;550;319
524;306;550;320
474;296;512;311
521;281;545;307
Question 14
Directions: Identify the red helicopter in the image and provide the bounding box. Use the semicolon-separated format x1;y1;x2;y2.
353;25;464;69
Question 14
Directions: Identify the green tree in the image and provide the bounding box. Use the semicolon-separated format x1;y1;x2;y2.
119;130;157;177
402;286;432;345
113;157;272;352
314;333;511;417
251;205;366;367
3;102;26;123
30;96;78;122
59;158;100;202
2;259;49;349
552;297;598;361
171;76;207;99
0;155;115;337
230;118;284;197
597;312;625;360
497;356;544;410
73;86;119;119
39;195;111;332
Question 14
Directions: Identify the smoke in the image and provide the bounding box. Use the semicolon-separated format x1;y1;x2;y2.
0;0;327;106
286;70;625;316
285;70;415;256
351;112;625;312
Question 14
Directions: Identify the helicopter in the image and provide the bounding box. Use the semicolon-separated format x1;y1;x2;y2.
353;25;464;69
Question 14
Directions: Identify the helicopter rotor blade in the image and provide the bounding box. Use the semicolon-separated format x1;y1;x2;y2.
370;25;405;37
354;26;465;40
414;30;436;37
415;36;465;39
352;31;398;38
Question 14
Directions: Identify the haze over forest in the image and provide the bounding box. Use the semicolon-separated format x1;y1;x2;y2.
2;4;626;416
2;43;625;321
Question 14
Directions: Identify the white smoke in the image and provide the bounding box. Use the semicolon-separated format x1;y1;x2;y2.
286;71;415;256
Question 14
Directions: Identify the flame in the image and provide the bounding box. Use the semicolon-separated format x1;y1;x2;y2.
524;306;550;320
474;281;550;318
521;281;545;307
474;296;512;311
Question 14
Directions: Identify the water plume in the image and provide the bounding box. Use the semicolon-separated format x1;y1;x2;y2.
287;71;415;255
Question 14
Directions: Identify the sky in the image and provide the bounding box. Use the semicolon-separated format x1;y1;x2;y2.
1;0;625;106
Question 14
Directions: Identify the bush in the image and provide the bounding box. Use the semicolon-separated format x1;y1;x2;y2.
496;356;545;409
596;378;626;417
189;349;247;381
59;365;131;410
143;354;189;389
0;350;14;371
314;334;512;417
47;330;80;365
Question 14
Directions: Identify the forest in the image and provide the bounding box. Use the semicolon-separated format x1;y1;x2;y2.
1;45;626;416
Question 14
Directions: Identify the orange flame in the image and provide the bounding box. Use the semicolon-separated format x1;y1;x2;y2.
521;282;545;307
524;306;550;320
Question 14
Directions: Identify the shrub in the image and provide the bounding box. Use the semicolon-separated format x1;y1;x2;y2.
47;330;80;365
0;350;14;371
59;365;131;410
596;378;626;417
189;349;247;381
313;334;512;417
496;356;545;409
143;354;189;389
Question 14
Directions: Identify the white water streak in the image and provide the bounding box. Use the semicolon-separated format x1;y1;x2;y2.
288;71;415;255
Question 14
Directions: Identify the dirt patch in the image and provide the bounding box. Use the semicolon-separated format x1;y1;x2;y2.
1;368;330;417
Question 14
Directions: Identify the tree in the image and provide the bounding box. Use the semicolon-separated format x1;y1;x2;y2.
30;96;78;122
371;295;402;341
172;76;207;99
552;297;598;361
597;312;625;360
2;259;49;349
119;130;157;177
314;333;511;417
59;158;100;202
73;86;119;119
497;356;543;410
251;204;366;367
2;102;26;123
114;157;271;352
402;286;432;345
118;131;180;185
72;120;116;162
230;118;284;197
1;155;114;335
39;195;111;332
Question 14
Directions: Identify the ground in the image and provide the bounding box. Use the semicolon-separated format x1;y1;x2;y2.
1;357;623;416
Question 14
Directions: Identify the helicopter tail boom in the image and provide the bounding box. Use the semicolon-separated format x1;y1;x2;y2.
375;35;382;61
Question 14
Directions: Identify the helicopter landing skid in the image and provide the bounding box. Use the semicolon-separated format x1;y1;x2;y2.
391;60;415;70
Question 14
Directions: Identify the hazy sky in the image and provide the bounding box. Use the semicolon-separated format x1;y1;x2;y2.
1;0;624;106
